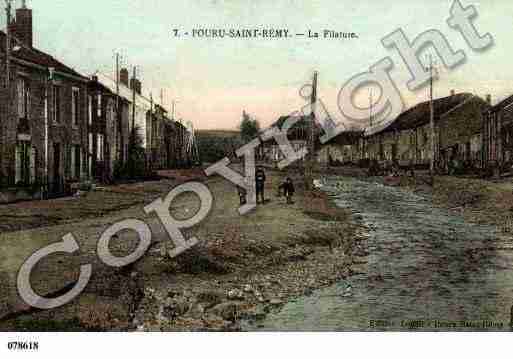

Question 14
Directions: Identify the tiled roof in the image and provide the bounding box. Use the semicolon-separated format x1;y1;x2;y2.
489;94;513;113
323;130;363;146
0;30;87;80
372;93;483;136
92;71;166;111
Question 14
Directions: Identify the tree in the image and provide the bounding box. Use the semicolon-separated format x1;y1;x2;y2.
240;111;260;143
114;125;148;180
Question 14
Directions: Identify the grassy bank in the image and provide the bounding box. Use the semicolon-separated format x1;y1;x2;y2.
433;176;512;231
1;170;366;331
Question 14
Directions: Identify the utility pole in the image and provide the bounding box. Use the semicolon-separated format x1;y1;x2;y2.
150;91;153;141
428;55;435;176
115;53;120;109
4;0;12;187
131;66;136;133
305;71;318;191
363;89;374;162
5;0;12;89
115;52;124;162
369;89;373;128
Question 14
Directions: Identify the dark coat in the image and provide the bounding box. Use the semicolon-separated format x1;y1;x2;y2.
256;170;266;188
281;181;295;196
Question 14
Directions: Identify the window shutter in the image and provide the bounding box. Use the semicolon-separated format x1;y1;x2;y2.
17;79;23;118
70;146;76;178
88;95;92;126
98;95;102;116
15;144;21;184
72;91;76;126
97;134;101;161
26;81;30;119
25;86;30;118
77;147;82;180
30;147;36;184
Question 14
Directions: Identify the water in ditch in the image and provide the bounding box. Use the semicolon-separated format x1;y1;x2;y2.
246;176;513;331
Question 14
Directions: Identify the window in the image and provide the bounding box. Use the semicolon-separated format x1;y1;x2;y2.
53;85;61;123
88;132;93;177
97;134;104;161
70;145;81;179
72;88;80;127
97;94;102;117
15;142;35;184
17;77;30;119
88;95;92;126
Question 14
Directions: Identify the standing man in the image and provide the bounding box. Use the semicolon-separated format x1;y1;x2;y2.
255;166;266;204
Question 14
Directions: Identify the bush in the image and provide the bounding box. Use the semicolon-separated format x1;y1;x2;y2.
114;126;154;181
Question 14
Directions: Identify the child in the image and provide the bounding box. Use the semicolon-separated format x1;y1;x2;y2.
237;185;247;205
279;177;295;204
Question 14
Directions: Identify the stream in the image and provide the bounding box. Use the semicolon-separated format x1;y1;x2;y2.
245;176;513;331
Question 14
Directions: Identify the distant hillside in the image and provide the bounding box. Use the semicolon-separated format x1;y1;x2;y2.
196;129;243;163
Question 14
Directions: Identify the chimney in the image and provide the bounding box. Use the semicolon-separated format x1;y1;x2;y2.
136;79;142;95
450;89;455;96
130;77;142;95
120;68;129;86
486;94;492;105
10;1;33;47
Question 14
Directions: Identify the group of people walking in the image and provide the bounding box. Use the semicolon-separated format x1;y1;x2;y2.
238;167;295;206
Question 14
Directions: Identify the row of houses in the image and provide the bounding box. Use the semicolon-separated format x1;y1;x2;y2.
264;89;513;176
0;3;192;202
315;91;513;175
356;91;490;173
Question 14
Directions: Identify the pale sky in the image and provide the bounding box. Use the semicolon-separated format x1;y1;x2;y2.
3;0;513;130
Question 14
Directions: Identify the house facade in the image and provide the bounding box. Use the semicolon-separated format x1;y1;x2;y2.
361;92;489;171
317;130;363;165
87;76;130;182
93;70;195;174
482;94;513;174
0;4;89;200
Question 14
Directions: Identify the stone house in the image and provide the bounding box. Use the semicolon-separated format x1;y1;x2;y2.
149;105;173;170
363;92;489;170
482;94;513;174
171;120;195;168
93;71;152;152
93;70;193;173
261;115;319;166
437;94;489;171
0;3;89;200
317;130;363;165
87;76;130;182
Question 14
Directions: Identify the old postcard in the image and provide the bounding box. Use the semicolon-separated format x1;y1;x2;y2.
0;0;512;356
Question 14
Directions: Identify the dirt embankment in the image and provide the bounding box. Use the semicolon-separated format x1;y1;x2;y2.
432;176;512;231
367;171;511;230
1;171;366;331
132;172;367;331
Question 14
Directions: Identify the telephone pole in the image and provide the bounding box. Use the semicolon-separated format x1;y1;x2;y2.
115;52;124;161
369;89;373;128
305;71;318;191
5;0;11;88
115;53;120;108
172;100;177;121
131;66;136;132
428;55;435;176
